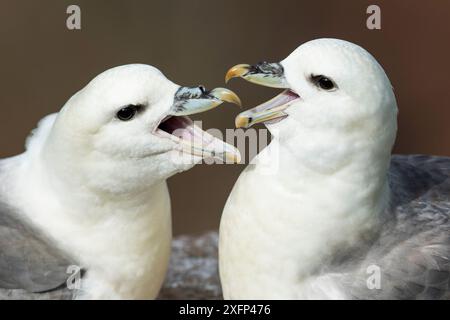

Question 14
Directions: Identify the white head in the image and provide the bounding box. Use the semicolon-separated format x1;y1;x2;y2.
226;39;398;173
31;64;240;195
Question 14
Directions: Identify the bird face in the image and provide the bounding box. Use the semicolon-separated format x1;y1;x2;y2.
226;39;398;151
50;64;241;192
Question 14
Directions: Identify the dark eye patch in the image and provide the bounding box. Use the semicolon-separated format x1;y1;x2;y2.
310;75;337;91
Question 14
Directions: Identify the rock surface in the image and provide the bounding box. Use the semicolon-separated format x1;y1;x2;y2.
158;231;222;299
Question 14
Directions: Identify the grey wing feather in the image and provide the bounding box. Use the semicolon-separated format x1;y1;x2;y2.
0;200;82;299
343;155;450;299
0;287;74;300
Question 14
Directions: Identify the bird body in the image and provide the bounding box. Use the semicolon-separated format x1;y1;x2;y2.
1;114;172;299
220;39;450;299
220;134;388;299
0;64;240;299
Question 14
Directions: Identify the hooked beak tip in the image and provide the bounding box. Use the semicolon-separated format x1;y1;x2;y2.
225;64;251;83
235;115;250;129
225;150;242;164
210;88;242;107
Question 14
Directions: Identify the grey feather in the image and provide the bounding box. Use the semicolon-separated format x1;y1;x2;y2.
332;155;450;299
0;200;83;299
0;287;74;300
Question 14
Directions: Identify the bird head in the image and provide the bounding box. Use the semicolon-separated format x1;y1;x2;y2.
43;64;241;193
226;39;398;173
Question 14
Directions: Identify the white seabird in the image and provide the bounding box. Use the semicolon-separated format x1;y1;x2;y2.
219;38;450;299
0;64;240;299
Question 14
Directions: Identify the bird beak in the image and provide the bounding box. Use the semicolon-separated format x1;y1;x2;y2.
225;62;300;128
225;62;289;89
234;90;299;128
156;86;241;163
169;86;241;116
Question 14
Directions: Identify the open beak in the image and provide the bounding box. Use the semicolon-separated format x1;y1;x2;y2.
156;86;242;163
225;62;300;128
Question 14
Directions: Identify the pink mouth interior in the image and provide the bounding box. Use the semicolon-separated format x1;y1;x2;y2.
158;116;195;140
157;115;215;145
256;89;299;111
254;89;300;125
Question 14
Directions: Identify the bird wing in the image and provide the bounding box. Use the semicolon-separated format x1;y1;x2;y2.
342;155;450;299
0;199;83;299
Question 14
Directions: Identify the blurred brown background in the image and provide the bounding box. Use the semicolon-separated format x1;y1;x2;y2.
1;1;449;235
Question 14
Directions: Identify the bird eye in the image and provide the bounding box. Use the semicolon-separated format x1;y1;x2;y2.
116;105;140;121
311;75;336;91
